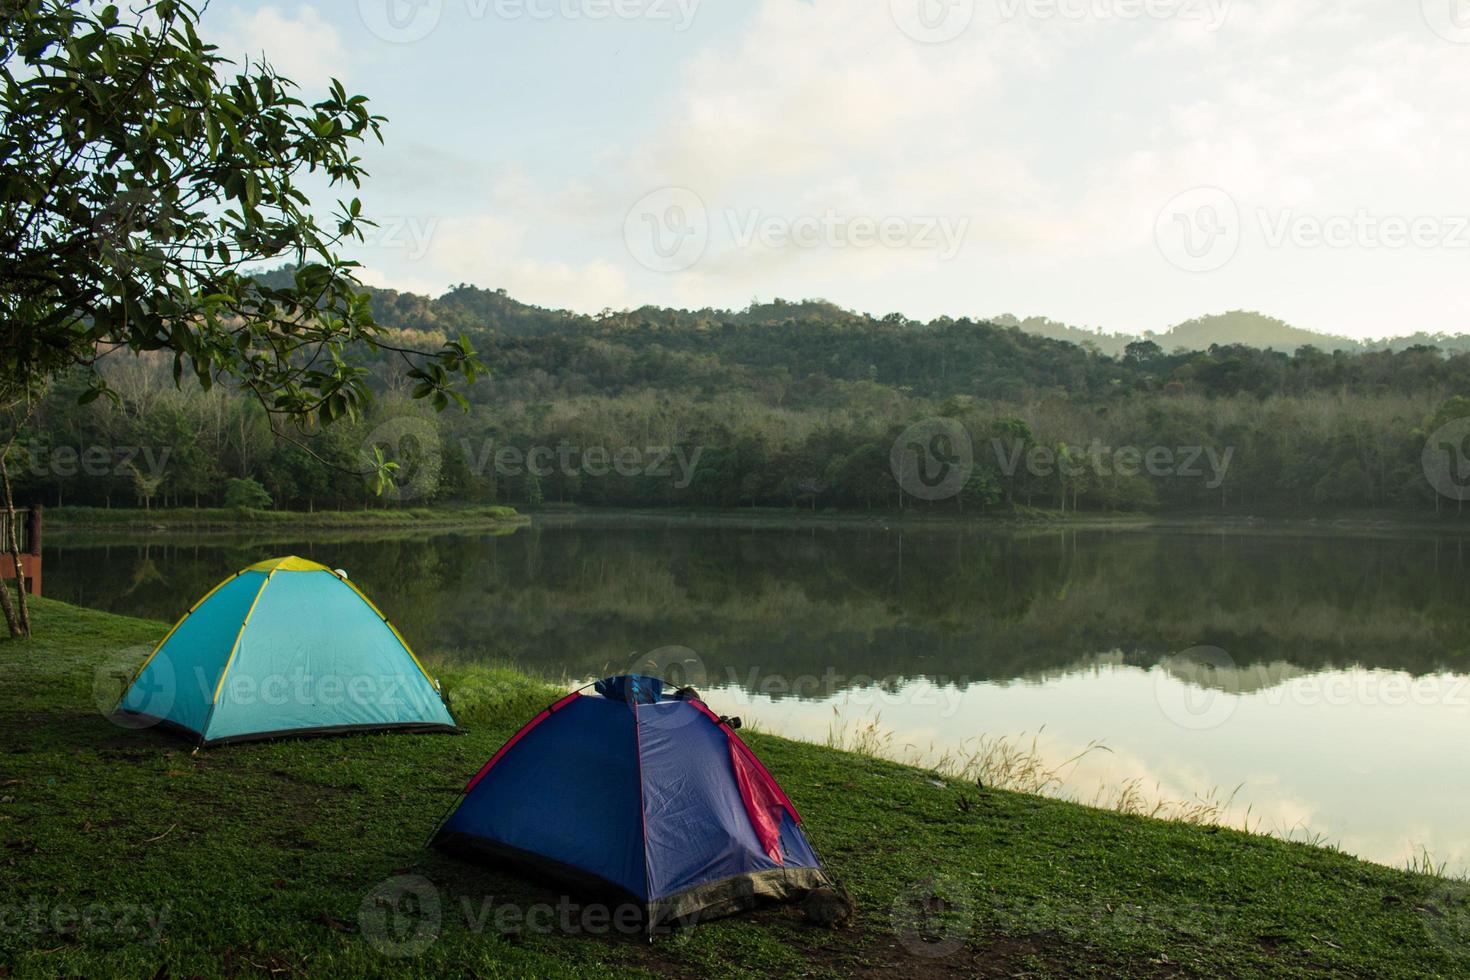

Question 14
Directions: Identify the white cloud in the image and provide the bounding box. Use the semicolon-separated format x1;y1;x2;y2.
353;202;637;314
412;214;527;285
339;0;1470;335
221;5;347;92
613;0;1470;334
500;259;635;313
354;265;445;299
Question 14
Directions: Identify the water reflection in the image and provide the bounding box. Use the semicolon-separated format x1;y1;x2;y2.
694;665;1470;876
46;522;1470;871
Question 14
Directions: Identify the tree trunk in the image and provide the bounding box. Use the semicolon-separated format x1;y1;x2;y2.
0;560;18;638
0;396;38;639
0;457;31;636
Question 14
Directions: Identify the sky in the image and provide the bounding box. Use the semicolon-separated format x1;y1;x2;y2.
204;0;1470;339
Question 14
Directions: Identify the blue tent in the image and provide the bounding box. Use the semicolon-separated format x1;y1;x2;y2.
116;557;457;746
432;676;829;928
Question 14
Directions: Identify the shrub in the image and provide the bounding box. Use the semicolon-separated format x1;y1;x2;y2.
224;478;273;511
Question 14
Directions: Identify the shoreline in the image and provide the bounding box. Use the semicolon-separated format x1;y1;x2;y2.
43;502;1470;541
526;506;1470;541
0;597;1460;977
45;504;529;533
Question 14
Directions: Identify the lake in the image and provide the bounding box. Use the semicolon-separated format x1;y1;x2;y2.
46;518;1470;875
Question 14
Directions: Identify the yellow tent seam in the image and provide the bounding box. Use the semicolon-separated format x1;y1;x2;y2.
210;569;275;705
245;556;332;574
116;569;245;708
337;576;439;690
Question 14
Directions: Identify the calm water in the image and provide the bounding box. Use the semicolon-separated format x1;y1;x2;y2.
46;520;1470;873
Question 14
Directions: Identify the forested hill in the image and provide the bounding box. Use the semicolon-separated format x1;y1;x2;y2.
16;271;1470;517
294;272;1126;401
320;270;1470;359
308;274;1470;402
976;311;1468;357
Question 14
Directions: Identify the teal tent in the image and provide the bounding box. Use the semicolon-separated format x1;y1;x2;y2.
115;557;457;747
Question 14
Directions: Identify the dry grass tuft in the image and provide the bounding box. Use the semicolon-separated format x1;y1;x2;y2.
822;710;1454;871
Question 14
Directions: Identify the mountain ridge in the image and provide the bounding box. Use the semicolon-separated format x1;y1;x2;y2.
988;310;1470;356
256;267;1470;356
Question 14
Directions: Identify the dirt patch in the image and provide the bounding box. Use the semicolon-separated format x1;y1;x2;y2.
848;931;1202;978
632;909;1203;979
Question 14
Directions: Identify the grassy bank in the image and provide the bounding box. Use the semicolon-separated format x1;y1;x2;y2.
44;503;1470;541
47;505;528;531
1;599;1465;978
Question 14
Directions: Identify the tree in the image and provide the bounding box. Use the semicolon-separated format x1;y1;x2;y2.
0;1;480;636
1419;396;1470;517
128;457;164;509
957;467;1002;513
1123;339;1164;364
224;476;272;511
0;392;39;633
522;469;544;508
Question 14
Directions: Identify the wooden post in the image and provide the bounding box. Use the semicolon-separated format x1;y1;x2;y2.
23;506;40;595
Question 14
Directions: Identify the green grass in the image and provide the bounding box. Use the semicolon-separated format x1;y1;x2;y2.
48;505;527;530
1;598;1467;977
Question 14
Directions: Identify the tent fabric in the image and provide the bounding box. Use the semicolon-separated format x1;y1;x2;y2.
432;678;828;928
116;557;456;747
594;674;664;704
442;694;649;899
464;691;582;794
727;735;788;863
